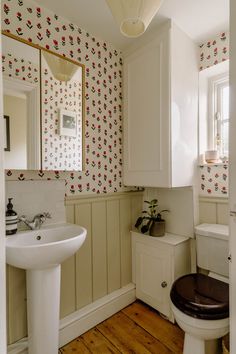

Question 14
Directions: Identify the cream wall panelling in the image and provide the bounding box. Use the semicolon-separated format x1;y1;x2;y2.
7;191;143;345
199;196;229;225
123;20;198;188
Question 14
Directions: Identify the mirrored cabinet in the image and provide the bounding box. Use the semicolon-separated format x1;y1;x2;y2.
2;32;85;171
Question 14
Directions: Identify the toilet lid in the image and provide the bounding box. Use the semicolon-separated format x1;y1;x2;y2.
170;273;229;320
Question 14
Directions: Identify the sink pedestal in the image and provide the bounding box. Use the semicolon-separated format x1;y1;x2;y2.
6;223;87;353
26;265;61;354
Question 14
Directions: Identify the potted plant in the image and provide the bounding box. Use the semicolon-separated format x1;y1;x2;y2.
135;199;169;237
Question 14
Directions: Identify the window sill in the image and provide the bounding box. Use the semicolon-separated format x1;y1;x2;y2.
198;162;228;167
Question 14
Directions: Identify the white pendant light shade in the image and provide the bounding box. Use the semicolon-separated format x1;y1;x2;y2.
43;51;78;82
106;0;163;38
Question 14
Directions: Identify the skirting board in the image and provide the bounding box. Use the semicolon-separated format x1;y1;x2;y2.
8;283;136;354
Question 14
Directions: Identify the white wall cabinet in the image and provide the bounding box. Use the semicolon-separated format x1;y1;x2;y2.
132;231;191;322
123;21;198;187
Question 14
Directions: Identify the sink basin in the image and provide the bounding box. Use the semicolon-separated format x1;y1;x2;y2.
6;222;87;354
6;223;87;270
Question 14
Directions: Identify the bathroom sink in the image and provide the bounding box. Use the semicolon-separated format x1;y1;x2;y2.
6;223;87;270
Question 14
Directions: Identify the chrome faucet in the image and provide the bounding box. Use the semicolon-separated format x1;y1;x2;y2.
19;212;51;230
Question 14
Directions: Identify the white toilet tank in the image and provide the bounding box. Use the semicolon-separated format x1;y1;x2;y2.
195;223;229;277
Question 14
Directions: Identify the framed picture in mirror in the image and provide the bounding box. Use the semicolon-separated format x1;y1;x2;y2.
59;109;77;137
4;115;10;151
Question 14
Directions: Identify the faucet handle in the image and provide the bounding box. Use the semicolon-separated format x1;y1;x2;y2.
18;215;26;222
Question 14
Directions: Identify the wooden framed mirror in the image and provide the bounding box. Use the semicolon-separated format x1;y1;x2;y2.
2;31;85;171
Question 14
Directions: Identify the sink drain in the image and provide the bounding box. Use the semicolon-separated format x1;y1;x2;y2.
36;235;41;240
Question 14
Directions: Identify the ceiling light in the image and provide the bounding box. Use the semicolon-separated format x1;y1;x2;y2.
106;0;163;38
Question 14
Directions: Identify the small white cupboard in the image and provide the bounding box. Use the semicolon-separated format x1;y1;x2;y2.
123;21;198;187
132;231;191;322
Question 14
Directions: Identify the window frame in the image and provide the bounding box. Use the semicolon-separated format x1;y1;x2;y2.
208;72;229;158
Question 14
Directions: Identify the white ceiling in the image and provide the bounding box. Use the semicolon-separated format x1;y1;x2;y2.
35;0;229;51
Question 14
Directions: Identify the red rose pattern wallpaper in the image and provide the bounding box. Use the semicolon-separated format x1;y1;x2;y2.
199;164;228;197
2;0;229;197
199;31;229;71
2;52;39;84
2;0;126;196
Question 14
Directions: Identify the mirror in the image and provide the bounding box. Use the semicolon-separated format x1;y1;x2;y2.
2;34;40;170
2;32;84;171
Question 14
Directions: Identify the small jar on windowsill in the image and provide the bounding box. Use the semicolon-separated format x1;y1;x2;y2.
198;152;228;166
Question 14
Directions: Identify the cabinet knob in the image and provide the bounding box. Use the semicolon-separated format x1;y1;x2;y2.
161;281;167;288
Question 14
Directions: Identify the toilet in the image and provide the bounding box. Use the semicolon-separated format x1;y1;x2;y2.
170;223;229;354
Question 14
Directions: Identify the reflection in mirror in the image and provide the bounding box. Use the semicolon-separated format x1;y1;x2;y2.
41;51;83;171
2;33;84;172
2;35;40;169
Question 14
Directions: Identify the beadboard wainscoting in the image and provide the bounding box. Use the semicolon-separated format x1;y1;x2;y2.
7;191;143;351
199;196;229;225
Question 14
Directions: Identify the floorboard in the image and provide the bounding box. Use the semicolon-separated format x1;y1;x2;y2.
59;300;184;353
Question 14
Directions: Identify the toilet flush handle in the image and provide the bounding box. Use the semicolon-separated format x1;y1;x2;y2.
161;281;167;288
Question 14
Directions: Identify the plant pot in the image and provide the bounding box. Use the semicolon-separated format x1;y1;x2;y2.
149;220;165;237
222;333;230;354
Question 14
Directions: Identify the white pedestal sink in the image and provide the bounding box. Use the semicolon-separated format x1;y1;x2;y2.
6;223;86;354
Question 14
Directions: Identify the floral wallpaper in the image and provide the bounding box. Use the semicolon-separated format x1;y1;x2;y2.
199;31;229;71
199;164;228;197
2;0;125;195
41;54;82;171
2;52;39;83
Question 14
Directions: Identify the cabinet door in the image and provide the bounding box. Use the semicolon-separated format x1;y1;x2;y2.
135;242;172;318
123;28;171;187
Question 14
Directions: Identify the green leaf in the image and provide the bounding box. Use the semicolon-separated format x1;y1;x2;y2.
160;209;169;214
135;217;143;228
141;224;149;233
150;199;158;204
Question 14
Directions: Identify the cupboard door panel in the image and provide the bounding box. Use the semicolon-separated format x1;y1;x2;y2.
124;29;171;187
135;242;172;318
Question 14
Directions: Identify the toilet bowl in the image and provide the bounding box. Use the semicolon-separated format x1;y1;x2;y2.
170;273;229;354
170;224;229;354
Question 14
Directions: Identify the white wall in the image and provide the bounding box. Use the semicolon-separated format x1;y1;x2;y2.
4;95;27;169
0;6;7;353
144;187;195;238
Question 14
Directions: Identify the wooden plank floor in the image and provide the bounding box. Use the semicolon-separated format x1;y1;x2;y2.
59;301;184;354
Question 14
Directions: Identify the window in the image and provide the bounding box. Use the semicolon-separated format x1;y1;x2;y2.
209;74;229;158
